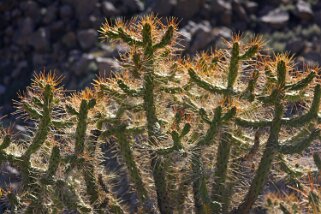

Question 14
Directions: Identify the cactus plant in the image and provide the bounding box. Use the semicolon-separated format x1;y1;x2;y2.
0;15;320;213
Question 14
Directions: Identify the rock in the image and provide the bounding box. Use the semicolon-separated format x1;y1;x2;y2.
77;29;97;50
295;0;313;21
121;0;144;13
29;28;50;52
20;1;40;20
11;61;28;78
19;17;35;35
174;0;203;20
71;0;98;19
260;8;289;29
285;40;305;54
60;4;73;19
15;17;35;46
43;4;58;24
32;53;47;65
0;84;6;95
213;26;231;39
177;29;192;51
49;21;65;40
210;0;232;25
232;0;248;21
96;57;120;77
303;52;321;65
72;54;94;76
315;10;321;27
189;22;213;52
148;0;177;16
211;0;231;13
244;1;258;14
101;1;119;17
62;31;77;48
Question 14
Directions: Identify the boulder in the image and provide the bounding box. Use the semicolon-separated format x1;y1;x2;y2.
148;0;177;16
43;4;58;24
96;57;120;77
62;31;77;48
29;28;50;52
211;0;231;13
173;0;204;20
60;4;73;20
77;29;97;50
72;53;94;76
260;8;289;29
295;0;314;21
101;1;119;17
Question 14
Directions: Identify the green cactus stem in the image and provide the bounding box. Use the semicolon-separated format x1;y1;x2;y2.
54;180;92;213
0;135;11;151
75;99;90;156
73;98;102;207
212;133;232;213
234;62;320;213
235;102;284;214
140;22;174;213
45;146;60;182
114;130;150;208
23;84;53;161
192;107;222;213
313;153;321;172
279;128;320;155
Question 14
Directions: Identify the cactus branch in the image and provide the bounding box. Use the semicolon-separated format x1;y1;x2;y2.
279;129;320;154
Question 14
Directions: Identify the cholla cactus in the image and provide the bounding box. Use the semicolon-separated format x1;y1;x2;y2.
0;15;320;214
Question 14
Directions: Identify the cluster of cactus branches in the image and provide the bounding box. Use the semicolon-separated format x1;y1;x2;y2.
1;15;321;213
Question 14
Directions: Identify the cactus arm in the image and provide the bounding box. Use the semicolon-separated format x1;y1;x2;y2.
74;100;89;156
313;153;321;171
73;99;103;207
54;180;92;213
115;131;150;207
227;42;240;89
191;107;222;213
153;25;174;49
221;107;237;121
197;107;222;147
241;70;259;101
160;86;184;94
45;146;60;180
157;123;190;155
192;152;211;214
175;171;190;213
22;84;53;160
284;71;315;91
279;129;320;154
281;84;321;127
117;79;143;97
212;133;232;213
239;45;259;60
97;174;125;214
235;102;283;214
104;27;142;46
51;120;73;128
0;135;11;150
22;103;42;119
188;68;230;95
98;83;127;99
235;117;272;128
82;134;100;206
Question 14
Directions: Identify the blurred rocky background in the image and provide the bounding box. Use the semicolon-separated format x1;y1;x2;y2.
1;0;321;121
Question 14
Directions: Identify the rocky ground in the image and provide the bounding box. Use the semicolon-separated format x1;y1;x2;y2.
1;0;321;120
